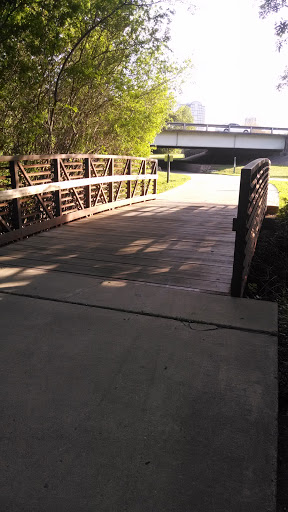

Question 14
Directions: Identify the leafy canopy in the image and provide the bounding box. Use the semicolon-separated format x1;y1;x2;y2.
0;0;189;156
260;0;288;88
168;105;194;124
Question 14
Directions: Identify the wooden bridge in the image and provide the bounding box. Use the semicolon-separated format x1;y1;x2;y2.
0;154;278;512
0;154;271;296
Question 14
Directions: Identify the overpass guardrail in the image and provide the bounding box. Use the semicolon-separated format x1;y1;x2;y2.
165;122;288;134
0;154;158;246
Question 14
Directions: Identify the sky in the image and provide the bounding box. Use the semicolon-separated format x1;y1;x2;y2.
170;0;288;127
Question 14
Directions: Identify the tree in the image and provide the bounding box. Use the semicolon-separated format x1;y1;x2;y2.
260;0;288;88
0;0;188;156
168;105;194;124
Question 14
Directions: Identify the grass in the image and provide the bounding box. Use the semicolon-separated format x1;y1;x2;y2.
157;170;190;194
211;165;242;175
151;153;185;159
211;165;288;178
270;180;288;209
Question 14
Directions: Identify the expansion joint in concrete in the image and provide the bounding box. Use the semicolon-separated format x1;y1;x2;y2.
0;289;277;337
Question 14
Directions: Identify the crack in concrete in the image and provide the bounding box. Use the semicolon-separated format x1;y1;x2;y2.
0;289;277;337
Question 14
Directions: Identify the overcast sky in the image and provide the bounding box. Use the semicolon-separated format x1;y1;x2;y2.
170;0;288;127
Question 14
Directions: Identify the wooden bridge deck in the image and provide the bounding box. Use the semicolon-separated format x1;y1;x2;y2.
0;197;237;295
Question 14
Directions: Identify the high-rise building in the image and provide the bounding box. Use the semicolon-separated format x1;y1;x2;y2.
187;101;206;124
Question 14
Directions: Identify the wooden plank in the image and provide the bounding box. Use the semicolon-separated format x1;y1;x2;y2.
0;253;233;281
0;214;11;232
0;174;158;201
127;159;132;199
108;158;114;203
1;245;234;271
0;153;158;163
53;158;62;217
9;161;22;230
0;258;231;293
84;158;91;209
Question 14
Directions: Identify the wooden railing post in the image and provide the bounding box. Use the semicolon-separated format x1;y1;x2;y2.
9;160;22;230
153;161;158;194
231;158;270;297
142;159;146;196
52;158;62;217
109;158;114;203
84;157;91;209
127;158;132;199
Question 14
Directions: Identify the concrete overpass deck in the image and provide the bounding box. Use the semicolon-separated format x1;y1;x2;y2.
154;128;288;151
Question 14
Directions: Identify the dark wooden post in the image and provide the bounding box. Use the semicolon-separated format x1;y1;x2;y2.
109;158;114;203
153;161;158;194
167;154;170;183
52;158;62;217
127;158;132;199
9;160;22;230
142;159;146;196
84;157;91;209
231;169;251;297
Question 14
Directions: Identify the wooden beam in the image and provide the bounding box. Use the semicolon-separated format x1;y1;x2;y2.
84;157;91;209
0;214;11;232
53;158;62;217
9;161;22;230
0;174;158;202
0;153;158;163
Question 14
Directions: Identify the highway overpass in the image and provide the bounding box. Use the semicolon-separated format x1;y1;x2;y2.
153;123;288;153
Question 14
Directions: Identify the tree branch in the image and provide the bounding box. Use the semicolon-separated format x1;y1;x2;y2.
49;0;138;133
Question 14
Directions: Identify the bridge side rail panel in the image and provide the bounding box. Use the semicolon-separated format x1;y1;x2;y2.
231;158;270;297
0;154;158;246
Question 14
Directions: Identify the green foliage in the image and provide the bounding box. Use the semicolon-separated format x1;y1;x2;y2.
259;0;288;87
168;105;194;124
270;180;288;208
211;165;288;178
0;0;189;156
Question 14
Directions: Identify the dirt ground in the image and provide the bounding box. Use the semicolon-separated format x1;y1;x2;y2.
246;217;288;511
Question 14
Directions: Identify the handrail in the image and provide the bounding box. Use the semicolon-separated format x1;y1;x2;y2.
0;174;156;201
231;158;270;297
0;153;158;162
0;154;158;246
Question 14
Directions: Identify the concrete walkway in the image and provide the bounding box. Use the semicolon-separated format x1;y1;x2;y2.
168;172;279;207
0;180;278;512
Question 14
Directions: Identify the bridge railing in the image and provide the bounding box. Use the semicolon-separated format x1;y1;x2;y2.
165;122;288;134
0;154;158;246
231;158;271;297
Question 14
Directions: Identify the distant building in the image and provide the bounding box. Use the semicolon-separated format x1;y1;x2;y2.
187;101;206;124
245;117;257;126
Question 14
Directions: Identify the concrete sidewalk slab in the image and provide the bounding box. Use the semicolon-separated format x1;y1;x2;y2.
0;265;278;333
0;293;277;512
163;174;279;208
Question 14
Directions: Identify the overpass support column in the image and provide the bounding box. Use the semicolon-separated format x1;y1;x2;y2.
283;136;288;155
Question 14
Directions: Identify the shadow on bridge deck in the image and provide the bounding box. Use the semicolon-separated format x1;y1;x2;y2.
0;197;237;295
